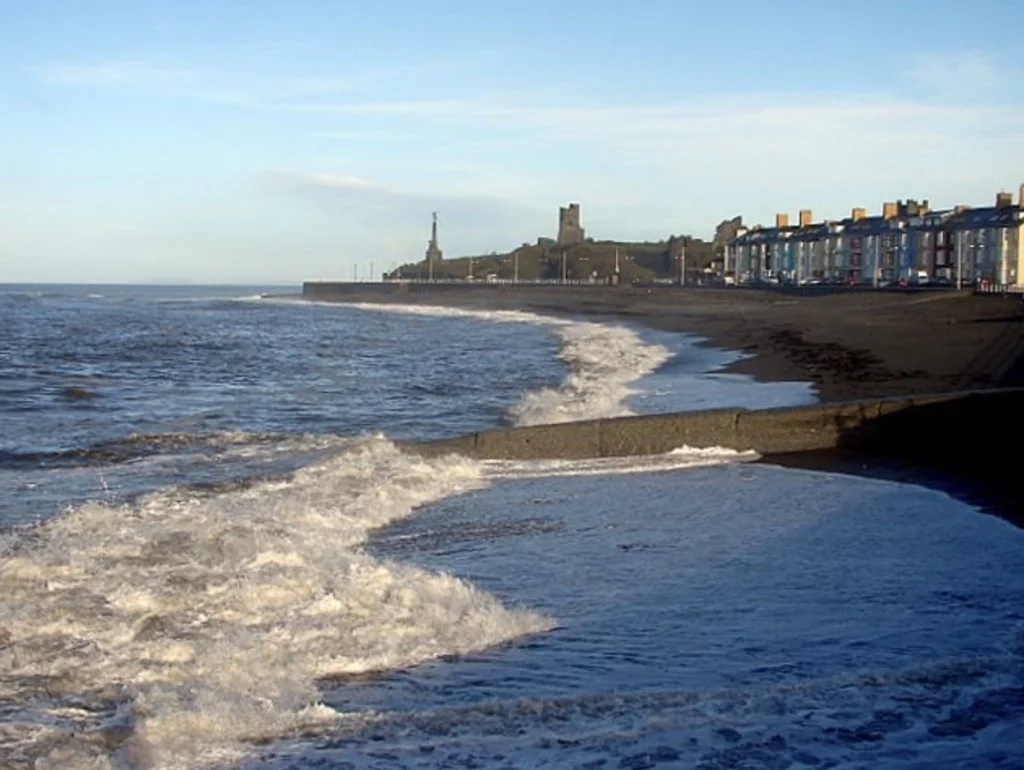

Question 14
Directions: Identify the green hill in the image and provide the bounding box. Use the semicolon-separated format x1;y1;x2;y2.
390;237;717;283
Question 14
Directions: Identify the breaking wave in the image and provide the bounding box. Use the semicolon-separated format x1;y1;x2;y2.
0;440;755;768
0;438;550;769
0;431;295;471
338;302;672;426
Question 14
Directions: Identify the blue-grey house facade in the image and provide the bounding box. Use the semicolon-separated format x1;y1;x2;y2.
726;188;1024;288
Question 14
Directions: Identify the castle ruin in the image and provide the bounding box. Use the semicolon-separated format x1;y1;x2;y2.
557;203;585;246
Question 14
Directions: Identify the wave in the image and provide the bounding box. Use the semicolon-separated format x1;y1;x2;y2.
0;437;551;769
483;445;759;479
0;430;296;471
507;321;671;425
337;302;672;427
0;291;43;304
154;291;287;306
253;653;1024;770
0;440;757;768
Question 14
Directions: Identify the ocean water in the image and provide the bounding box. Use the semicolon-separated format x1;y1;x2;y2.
0;285;1021;770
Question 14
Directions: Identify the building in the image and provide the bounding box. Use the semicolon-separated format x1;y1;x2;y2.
713;216;744;262
946;196;1024;287
557;203;585;246
726;186;1024;288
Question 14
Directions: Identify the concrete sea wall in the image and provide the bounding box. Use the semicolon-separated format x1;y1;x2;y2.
408;389;1024;461
302;281;614;300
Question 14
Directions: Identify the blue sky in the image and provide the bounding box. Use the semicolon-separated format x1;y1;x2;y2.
2;0;1023;283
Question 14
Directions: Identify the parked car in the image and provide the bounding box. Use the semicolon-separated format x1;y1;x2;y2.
911;271;931;285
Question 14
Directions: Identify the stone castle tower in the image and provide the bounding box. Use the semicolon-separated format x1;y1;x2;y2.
425;211;443;263
557;203;585;246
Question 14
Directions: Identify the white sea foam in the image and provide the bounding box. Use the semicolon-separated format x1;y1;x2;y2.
484;445;759;479
0;438;760;769
243;463;1024;770
507;321;672;425
0;437;553;769
251;656;1024;770
338;302;672;426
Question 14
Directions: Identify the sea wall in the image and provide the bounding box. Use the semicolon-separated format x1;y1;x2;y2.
302;281;614;299
407;388;1024;461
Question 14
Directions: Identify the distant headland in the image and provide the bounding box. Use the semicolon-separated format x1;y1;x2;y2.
389;202;724;286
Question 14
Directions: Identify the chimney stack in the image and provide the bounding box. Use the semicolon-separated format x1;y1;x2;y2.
851;207;866;221
996;191;1013;207
775;213;790;228
882;202;898;220
798;209;813;227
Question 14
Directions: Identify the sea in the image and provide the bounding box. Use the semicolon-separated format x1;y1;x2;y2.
0;284;1021;770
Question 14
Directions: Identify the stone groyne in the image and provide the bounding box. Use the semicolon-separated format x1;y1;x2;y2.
408;389;1023;461
405;387;1024;524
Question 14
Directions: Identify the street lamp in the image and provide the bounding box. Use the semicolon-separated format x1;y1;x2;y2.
956;232;963;291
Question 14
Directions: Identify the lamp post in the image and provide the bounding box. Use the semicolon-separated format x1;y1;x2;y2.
870;237;878;289
956;232;965;291
514;252;519;284
956;243;962;291
679;242;686;287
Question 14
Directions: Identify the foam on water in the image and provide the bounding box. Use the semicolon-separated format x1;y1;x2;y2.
339;302;672;426
0;440;752;769
245;464;1024;770
483;445;759;479
0;438;532;768
0;432;353;529
249;657;1024;770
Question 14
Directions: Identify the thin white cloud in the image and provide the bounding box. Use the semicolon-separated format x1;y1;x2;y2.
257;83;1024;239
272;93;1022;164
39;61;198;87
264;171;377;190
261;168;512;209
31;55;484;111
32;59;377;109
282;99;468;116
902;51;1005;96
21;54;1024;268
258;168;546;243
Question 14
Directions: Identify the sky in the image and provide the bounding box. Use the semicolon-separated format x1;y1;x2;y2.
2;0;1023;284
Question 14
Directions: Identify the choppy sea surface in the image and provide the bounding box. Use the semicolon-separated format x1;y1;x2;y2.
0;284;1020;770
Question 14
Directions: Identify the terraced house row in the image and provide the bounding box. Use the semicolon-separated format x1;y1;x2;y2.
725;185;1024;289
